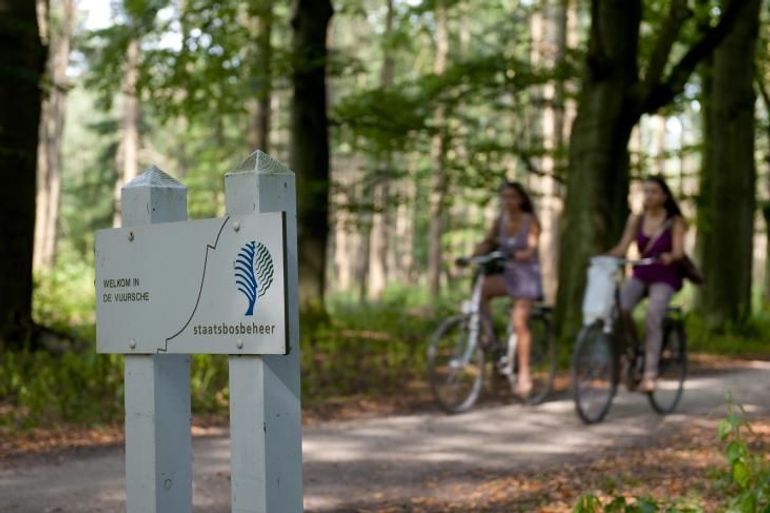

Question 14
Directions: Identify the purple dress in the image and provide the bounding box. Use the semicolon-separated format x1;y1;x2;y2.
633;217;683;291
497;214;543;300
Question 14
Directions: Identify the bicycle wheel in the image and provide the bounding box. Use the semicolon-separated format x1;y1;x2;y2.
572;321;617;424
427;315;485;413
523;313;556;405
647;320;687;414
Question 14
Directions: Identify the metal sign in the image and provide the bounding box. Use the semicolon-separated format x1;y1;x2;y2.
95;212;288;354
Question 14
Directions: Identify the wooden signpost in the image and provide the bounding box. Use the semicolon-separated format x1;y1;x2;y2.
95;151;303;513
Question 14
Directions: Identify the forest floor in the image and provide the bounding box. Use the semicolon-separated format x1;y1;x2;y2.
0;356;768;512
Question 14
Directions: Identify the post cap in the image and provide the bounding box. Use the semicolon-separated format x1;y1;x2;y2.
124;165;185;190
231;150;292;175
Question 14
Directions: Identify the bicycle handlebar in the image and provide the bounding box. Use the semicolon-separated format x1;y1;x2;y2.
592;255;660;267
618;257;657;266
456;251;506;268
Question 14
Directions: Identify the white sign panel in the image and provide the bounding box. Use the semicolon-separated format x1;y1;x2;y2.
95;212;287;354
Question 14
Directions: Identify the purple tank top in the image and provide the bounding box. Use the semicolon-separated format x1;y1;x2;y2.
633;217;683;291
496;214;543;299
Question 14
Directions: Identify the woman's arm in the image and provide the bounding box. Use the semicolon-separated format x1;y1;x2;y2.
607;214;639;257
660;216;686;265
514;216;541;261
472;218;499;256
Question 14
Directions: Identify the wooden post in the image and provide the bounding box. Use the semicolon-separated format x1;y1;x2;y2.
121;166;192;513
225;151;303;513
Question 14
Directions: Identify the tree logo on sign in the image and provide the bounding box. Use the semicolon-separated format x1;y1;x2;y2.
234;241;274;316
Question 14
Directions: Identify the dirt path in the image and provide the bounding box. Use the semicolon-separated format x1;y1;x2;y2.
1;361;769;513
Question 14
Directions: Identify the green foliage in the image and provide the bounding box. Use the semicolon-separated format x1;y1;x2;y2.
573;405;770;513
686;313;770;357
0;349;123;428
33;254;96;336
301;288;452;402
574;495;704;513
190;354;229;413
717;403;770;513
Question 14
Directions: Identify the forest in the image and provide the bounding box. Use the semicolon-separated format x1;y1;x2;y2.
1;0;770;432
4;1;770;511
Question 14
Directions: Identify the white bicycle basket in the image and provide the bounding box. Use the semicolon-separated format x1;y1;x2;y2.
581;256;620;326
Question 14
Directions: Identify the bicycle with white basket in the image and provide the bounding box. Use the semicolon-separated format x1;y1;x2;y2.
571;256;687;424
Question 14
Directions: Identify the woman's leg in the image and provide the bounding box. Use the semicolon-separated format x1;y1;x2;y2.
619;278;646;347
641;283;676;391
512;298;533;395
479;274;508;344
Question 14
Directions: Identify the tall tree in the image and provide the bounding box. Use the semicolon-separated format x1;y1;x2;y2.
246;0;273;153
555;0;749;335
113;34;141;227
291;0;334;309
528;0;569;305
367;0;396;301
34;0;75;270
755;75;770;308
697;0;761;325
0;0;46;348
427;0;449;298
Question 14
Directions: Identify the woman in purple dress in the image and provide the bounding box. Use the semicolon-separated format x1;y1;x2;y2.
473;181;543;398
608;176;686;393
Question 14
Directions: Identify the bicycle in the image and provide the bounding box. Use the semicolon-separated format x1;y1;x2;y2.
427;251;557;413
571;256;688;424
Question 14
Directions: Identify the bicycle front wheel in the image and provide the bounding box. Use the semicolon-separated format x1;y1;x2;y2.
524;313;556;405
647;320;687;414
572;321;617;424
427;315;485;414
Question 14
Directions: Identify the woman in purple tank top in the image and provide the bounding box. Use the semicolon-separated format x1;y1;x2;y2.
608;176;686;393
472;181;544;398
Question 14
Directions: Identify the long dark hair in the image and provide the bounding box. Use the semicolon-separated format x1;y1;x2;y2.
500;181;535;214
645;175;682;219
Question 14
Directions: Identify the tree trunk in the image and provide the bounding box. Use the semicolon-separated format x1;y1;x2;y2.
764;206;770;308
357;175;372;303
694;51;713;306
555;0;641;335
113;36;141;227
291;0;334;310
529;0;567;306
697;0;760;325
755;73;770;308
391;174;415;284
0;0;46;349
33;0;74;270
368;0;395;300
427;1;449;299
246;1;272;153
653;115;667;175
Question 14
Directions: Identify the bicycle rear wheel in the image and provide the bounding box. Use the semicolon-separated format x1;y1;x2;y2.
427;315;485;413
524;313;556;405
572;321;617;424
647;320;687;414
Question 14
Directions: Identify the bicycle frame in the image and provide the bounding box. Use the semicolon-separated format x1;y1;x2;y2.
596;258;659;377
459;263;518;378
457;272;485;367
